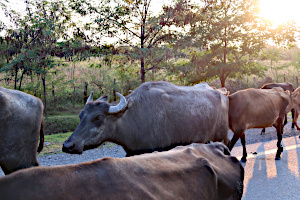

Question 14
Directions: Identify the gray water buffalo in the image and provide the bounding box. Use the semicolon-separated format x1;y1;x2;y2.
228;87;297;162
260;82;299;133
63;81;229;156
0;87;44;174
0;142;244;200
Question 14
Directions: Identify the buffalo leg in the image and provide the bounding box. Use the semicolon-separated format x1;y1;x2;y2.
260;128;266;135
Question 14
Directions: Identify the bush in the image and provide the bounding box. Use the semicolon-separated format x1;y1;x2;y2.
44;115;80;135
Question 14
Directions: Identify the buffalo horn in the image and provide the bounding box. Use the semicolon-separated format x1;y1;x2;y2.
86;91;94;104
108;92;127;114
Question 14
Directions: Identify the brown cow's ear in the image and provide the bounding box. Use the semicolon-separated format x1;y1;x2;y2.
293;91;300;98
285;90;290;95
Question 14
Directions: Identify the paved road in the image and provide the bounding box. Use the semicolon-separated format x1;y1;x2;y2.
231;135;300;199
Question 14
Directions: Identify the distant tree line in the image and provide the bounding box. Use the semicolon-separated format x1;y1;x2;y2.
0;0;299;114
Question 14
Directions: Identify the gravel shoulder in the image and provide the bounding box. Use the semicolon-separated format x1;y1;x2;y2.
1;121;299;176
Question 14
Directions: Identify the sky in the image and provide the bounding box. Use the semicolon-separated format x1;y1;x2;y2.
259;0;300;26
2;0;300;26
1;0;300;44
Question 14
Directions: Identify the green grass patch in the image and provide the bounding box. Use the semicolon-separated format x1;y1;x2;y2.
39;132;72;156
39;132;117;156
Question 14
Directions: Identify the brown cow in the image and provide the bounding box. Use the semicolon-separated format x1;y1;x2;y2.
0;87;44;174
290;86;300;129
260;82;299;133
228;87;294;162
0;142;244;200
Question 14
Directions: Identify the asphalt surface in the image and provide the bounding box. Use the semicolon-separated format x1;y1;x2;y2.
231;135;300;200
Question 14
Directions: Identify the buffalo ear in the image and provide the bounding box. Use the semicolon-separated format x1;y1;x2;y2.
97;95;109;102
0;92;7;108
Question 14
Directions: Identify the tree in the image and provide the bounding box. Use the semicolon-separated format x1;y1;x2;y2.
0;0;72;115
260;47;282;82
181;0;298;87
69;0;196;83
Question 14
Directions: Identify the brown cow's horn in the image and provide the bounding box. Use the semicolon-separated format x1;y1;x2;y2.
86;91;94;105
108;92;127;114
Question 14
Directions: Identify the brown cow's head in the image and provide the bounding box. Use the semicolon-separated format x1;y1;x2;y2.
290;90;300;112
62;92;127;154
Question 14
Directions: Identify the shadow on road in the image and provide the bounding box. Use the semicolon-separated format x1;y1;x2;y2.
242;135;300;200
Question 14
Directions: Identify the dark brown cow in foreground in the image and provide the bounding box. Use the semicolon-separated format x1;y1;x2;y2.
0;87;44;174
63;81;229;156
0;143;244;200
228;87;295;162
260;82;299;133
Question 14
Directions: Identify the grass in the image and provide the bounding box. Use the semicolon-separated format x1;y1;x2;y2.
39;132;117;156
39;132;72;156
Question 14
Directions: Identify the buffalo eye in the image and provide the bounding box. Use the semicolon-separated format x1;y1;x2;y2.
79;112;84;120
92;115;103;123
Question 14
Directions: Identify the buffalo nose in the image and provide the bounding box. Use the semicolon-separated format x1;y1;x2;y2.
62;140;75;153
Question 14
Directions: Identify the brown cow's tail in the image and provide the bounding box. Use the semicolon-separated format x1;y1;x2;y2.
37;118;45;153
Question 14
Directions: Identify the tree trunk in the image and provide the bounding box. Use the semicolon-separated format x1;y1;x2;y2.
220;76;226;88
83;82;88;104
220;26;227;88
141;57;145;83
42;75;47;117
140;6;146;83
113;79;116;101
72;62;76;108
14;67;18;90
18;69;26;90
52;81;56;108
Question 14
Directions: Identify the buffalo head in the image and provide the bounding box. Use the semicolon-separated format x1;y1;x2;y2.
62;92;127;154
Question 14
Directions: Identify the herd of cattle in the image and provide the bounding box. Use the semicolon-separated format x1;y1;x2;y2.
0;81;300;199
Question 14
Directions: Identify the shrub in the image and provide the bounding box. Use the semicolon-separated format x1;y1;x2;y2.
44;116;80;135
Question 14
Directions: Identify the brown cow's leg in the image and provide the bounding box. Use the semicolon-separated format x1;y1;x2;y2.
292;109;300;130
284;113;288;126
228;129;244;151
260;128;266;135
240;133;247;162
291;109;295;129
275;122;284;160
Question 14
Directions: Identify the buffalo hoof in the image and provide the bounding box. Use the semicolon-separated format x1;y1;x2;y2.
275;156;281;160
240;157;247;163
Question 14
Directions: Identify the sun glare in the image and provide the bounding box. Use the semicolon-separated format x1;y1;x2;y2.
259;0;300;26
